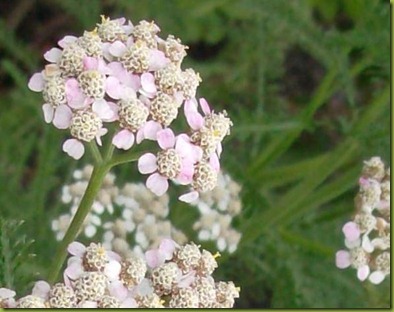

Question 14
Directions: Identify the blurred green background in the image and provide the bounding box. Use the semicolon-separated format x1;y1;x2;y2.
0;0;390;308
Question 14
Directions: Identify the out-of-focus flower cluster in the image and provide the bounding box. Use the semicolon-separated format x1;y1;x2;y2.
191;171;242;253
28;16;232;202
52;165;243;255
335;157;390;284
0;240;239;308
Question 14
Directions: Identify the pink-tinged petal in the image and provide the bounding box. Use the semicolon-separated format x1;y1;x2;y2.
157;128;175;149
178;271;196;288
136;128;144;144
63;271;71;287
209;153;220;172
145;249;164;268
28;72;45;92
146;173;169;196
82;56;98;70
174;91;184;106
335;250;351;269
159;238;177;260
187;112;204;130
65;78;86;109
67;241;86;257
53;104;72;129
109;41;127;57
107;250;122;262
108;281;128;301
105;76;123;100
141;72;157;94
104;260;121;280
175;135;203;163
149;49;169;71
65;261;84;280
216;142;223;158
32;281;51;299
92;99;115;120
369;271;385;284
358;177;369;187
96;128;108;146
344;237;361;249
42;104;54;123
342;222;360;242
44;47;62;63
177;159;194;185
58;35;77;48
179;191;199;203
107;61;125;77
357;265;370;281
63;139;85;160
112;129;135;150
184;98;198;114
143;120;162;140
138;153;157;174
199;98;211;115
120;298;138;308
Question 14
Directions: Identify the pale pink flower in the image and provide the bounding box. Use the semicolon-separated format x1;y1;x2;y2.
138;129;202;196
145;238;178;268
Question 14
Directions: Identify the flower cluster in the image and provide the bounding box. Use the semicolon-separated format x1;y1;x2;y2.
28;16;232;201
191;171;242;253
52;165;119;240
52;165;187;255
335;157;390;284
1;240;239;308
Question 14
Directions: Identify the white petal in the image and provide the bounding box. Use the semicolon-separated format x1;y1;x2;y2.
369;271;385;284
112;129;135;150
28;72;44;92
44;47;62;63
42;104;54;123
109;41;127;57
357;265;370;281
92;99;115;120
179;191;199;203
32;281;50;299
146;173;169;196
53;105;72;129
67;241;86;257
104;260;121;280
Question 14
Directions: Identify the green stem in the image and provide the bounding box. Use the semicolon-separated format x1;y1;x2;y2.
47;162;110;284
88;141;103;164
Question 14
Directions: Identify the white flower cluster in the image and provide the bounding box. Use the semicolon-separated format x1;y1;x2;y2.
52;165;187;255
52;165;119;240
191;171;242;253
0;240;240;308
335;157;390;284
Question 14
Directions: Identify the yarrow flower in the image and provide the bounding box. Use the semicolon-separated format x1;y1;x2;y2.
28;15;232;201
1;239;239;308
335;156;390;284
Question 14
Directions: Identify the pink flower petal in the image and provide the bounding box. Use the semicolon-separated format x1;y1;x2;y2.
157;128;175;149
149;49;169;71
178;271;196;288
120;298;138;308
65;78;87;109
112;129;135;150
65;261;84;280
159;238;177;260
67;241;86;257
0;288;16;299
138;153;157;174
28;72;45;92
199;98;211;115
42;104;54;123
136;128;144;144
105;76;123;100
109;41;127;57
177;159;194;185
92;99;115;120
357;265;370;281
209;153;220;172
108;281;128;301
146;173;169;196
361;235;374;253
141;72;157;94
63;139;85;160
53;104;72;129
58;35;77;48
342;222;360;242
32;281;51;299
369;271;385;284
335;250;351;269
83;56;98;70
175;134;202;163
145;249;165;269
179;191;199;203
44;47;62;63
143;121;162;140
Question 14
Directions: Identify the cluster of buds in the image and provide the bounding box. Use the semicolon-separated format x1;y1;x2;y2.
335;157;390;284
191;171;242;253
28;16;232;202
0;240;239;308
